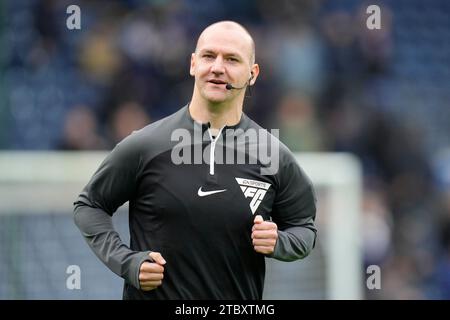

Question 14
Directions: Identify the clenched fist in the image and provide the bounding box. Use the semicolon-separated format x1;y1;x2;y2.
139;251;166;291
251;215;278;255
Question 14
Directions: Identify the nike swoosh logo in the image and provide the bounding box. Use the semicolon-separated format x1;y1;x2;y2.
197;187;227;197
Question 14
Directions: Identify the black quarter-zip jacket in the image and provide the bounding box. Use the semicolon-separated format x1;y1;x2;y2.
73;104;317;300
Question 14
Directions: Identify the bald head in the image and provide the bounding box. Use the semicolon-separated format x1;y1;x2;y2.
195;21;256;64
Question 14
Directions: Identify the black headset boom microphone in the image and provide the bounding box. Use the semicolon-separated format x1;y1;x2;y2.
225;73;254;90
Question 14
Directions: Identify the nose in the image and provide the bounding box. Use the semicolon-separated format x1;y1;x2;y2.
211;56;225;75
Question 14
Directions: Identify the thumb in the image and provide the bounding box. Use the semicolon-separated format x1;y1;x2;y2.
149;252;166;265
254;215;264;224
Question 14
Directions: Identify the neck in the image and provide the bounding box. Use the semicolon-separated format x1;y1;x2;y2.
189;91;244;130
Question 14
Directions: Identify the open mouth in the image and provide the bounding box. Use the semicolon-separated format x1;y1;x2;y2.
208;79;227;85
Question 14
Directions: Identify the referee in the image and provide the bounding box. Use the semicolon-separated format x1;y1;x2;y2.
74;20;317;299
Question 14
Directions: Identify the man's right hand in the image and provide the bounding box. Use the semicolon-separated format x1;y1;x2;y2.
139;252;166;291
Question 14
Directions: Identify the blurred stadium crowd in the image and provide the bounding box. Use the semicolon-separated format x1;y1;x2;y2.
1;0;450;299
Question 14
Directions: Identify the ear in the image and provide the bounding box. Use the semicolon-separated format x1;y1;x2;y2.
189;53;196;77
249;64;259;86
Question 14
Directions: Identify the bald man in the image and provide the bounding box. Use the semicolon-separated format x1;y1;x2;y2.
74;21;317;300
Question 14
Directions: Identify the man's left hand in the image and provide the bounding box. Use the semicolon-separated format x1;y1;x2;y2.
251;215;278;255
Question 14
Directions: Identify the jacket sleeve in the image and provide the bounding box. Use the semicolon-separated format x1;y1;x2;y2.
269;151;317;261
73;135;152;289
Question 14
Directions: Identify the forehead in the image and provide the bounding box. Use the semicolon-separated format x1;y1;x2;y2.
197;27;252;60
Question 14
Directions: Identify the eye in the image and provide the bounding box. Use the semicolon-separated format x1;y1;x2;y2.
227;57;239;62
202;54;214;59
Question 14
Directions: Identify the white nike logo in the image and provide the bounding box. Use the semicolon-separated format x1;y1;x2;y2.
197;187;227;197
